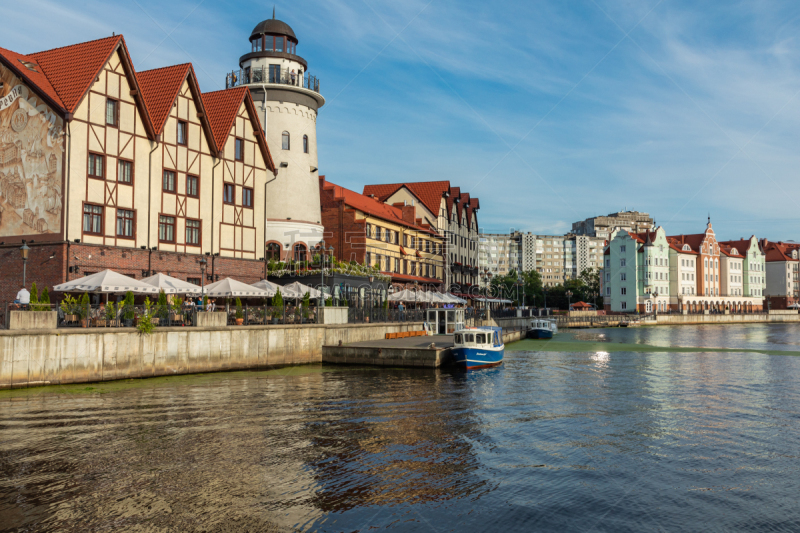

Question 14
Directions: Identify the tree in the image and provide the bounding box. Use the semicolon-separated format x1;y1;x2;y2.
578;267;601;307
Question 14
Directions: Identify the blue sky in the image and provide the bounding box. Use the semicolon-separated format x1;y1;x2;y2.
5;0;800;240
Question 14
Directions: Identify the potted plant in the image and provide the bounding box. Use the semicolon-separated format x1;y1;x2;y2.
302;291;310;320
235;297;244;325
136;297;156;335
171;297;184;324
271;289;283;324
60;295;78;324
78;292;91;327
122;291;135;327
40;287;51;312
105;301;116;327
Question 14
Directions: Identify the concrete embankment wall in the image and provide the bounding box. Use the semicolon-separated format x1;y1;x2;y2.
654;313;800;325
0;322;423;390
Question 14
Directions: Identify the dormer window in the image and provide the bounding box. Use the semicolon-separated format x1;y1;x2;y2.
682;245;691;251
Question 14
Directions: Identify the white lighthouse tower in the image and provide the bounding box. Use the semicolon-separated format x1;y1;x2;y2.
230;11;325;261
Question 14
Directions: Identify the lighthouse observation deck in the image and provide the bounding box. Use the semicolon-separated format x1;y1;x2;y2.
225;67;319;94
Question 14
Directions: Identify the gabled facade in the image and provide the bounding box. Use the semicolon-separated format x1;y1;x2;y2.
362;181;480;290
719;236;765;299
0;34;278;303
320;177;445;289
761;240;799;310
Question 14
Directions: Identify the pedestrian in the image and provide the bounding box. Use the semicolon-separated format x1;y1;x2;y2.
291;69;296;85
16;286;30;307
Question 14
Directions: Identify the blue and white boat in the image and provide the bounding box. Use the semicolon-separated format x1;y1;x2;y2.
452;327;504;370
527;318;558;339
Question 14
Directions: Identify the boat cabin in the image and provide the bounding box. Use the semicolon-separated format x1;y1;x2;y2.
454;328;502;348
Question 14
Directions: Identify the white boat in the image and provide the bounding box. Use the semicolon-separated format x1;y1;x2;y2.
527;318;558;339
452;327;504;370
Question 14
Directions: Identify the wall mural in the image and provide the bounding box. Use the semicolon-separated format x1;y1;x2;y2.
0;63;64;237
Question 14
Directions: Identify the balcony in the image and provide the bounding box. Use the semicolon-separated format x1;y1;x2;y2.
225;67;320;94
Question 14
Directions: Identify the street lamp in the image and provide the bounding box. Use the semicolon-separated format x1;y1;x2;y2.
653;291;659;315
199;257;207;309
518;276;525;308
566;289;573;311
20;241;29;288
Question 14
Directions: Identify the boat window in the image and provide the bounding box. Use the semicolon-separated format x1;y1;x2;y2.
454;334;462;344
465;334;474;343
476;333;486;344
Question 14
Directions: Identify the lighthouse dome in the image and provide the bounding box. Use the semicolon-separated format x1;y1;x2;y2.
250;18;297;42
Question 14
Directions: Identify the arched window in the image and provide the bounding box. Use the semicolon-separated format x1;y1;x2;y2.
266;243;281;261
282;131;290;150
294;243;307;262
303;135;309;153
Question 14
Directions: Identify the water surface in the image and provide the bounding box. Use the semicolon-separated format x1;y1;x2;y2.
2;323;800;532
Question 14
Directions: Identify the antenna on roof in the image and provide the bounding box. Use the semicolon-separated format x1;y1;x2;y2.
273;6;276;18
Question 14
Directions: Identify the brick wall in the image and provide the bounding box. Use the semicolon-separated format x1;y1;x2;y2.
320;183;366;266
0;242;270;305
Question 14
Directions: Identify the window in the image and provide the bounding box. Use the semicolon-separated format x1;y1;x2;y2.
105;98;118;127
620;259;626;267
266;243;281;260
303;135;309;153
186;219;201;245
83;204;103;234
621;302;627;310
235;138;244;161
186;175;199;197
162;170;176;192
118;159;132;184
282;131;290;150
159;215;175;242
116;209;134;238
177;120;187;145
620;245;626;252
294;243;307;262
88;153;104;179
269;64;280;81
394;258;400;272
620;272;626;281
187;277;201;285
621;287;627;295
243;187;253;208
223;183;234;204
276;36;284;52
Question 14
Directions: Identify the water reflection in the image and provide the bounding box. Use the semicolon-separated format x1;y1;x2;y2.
1;325;800;531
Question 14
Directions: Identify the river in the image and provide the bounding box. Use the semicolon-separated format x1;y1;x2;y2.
2;323;800;532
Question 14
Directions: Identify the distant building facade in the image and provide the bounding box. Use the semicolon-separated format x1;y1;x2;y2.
572;210;654;240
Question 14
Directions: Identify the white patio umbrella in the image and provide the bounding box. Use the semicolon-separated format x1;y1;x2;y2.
388;289;418;302
250;279;283;297
202;278;271;298
446;293;467;304
282;281;322;299
141;273;202;294
54;269;160;294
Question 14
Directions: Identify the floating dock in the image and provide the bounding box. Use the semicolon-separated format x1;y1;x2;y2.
322;328;526;368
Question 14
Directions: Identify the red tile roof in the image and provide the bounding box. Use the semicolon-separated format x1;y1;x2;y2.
363;181;452;217
0;47;64;110
762;241;800;262
202;87;275;172
718;238;757;255
323;177;441;236
137;64;191;135
29;35;122;114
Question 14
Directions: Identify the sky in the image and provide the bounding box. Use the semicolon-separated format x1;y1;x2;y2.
4;0;800;241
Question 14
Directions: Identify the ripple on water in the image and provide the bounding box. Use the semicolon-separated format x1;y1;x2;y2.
1;325;800;531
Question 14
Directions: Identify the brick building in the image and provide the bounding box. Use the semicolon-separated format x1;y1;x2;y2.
0;33;284;304
361;181;480;291
319;176;445;290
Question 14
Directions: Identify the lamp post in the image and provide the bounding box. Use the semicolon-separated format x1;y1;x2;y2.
543;287;548;315
20;241;29;289
518;276;525;308
566;289;573;311
653;291;659;315
199;257;207;310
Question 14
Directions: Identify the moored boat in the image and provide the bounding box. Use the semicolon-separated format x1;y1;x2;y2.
452;327;504;370
527;318;558;339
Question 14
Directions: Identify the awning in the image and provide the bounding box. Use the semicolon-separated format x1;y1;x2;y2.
54;269;160;294
141;273;202;294
282;281;322;299
202;278;271;297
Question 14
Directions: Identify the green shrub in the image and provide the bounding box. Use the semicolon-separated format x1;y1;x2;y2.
123;291;135;320
105;302;116;321
40;287;50;307
272;289;283;318
235;297;243;319
136;297;155;335
78;293;91;319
